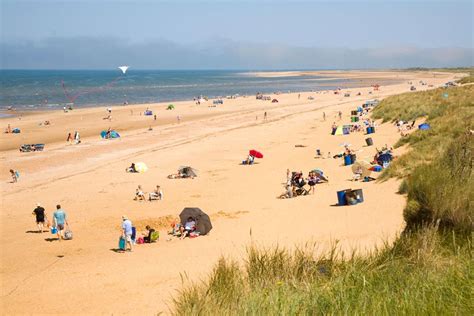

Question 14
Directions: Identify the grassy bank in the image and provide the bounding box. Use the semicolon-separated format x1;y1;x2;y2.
171;85;473;315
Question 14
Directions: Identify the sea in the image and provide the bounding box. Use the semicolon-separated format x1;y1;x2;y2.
0;69;356;113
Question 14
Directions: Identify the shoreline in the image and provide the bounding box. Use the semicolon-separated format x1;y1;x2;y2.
1;69;455;115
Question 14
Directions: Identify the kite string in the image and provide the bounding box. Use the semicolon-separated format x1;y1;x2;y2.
61;76;122;104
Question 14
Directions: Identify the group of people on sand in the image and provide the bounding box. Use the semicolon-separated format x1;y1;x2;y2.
32;203;70;241
279;169;327;199
134;185;163;201
66;131;81;144
119;215;158;252
168;217;198;239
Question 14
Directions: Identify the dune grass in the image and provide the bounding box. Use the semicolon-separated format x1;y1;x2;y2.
171;85;473;315
172;228;472;315
371;84;473;178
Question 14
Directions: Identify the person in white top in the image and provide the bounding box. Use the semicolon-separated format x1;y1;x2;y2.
149;185;163;201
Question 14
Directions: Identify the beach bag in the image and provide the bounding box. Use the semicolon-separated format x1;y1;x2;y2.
51;227;57;234
64;230;73;240
137;237;144;244
150;231;159;242
118;236;126;250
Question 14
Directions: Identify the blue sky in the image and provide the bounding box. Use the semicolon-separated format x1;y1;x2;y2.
1;0;473;69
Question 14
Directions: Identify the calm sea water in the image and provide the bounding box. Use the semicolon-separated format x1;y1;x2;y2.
0;70;352;111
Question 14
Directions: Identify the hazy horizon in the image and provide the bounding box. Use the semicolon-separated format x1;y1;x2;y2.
1;0;473;69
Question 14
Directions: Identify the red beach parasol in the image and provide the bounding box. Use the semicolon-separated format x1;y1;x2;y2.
249;149;263;159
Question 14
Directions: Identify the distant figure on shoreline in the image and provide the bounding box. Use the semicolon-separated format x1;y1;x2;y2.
10;169;19;183
67;132;73;144
177;115;181;124
323;112;326;121
264;112;267;121
338;111;342;120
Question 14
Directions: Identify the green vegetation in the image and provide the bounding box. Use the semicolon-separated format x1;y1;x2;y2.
371;85;473;178
171;86;473;315
173;231;472;315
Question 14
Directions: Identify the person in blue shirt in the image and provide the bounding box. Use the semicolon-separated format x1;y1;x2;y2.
53;204;68;241
121;215;133;252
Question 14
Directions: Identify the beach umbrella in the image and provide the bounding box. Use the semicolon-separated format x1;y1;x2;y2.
351;161;372;178
249;149;263;158
134;162;148;173
179;207;213;235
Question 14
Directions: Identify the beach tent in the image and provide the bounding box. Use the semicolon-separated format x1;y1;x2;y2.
179;207;213;235
312;169;329;181
144;110;153;116
179;166;197;178
134;162;148;173
332;126;350;136
377;153;393;166
167;104;175;110
272;99;279;103
418;123;430;130
100;130;120;139
12;128;21;133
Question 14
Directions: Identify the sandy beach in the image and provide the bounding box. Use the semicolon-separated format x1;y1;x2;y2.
0;70;462;314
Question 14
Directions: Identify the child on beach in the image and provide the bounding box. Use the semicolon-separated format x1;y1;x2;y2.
9;169;19;182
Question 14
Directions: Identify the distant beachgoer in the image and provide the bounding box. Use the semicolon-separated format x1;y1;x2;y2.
105;127;112;139
5;124;11;133
298;93;300;99
338;111;342;120
32;203;46;233
307;172;317;194
154;114;157;121
130;110;133;116
67;132;73;144
107;107;112;114
10;169;18;183
53;204;68;240
143;225;156;243
180;217;196;239
264;112;267;121
134;185;146;201
177;115;181;123
323;112;326;121
121;215;133;252
74;131;80;144
149;185;163;201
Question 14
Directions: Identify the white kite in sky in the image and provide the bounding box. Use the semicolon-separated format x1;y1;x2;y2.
118;66;129;74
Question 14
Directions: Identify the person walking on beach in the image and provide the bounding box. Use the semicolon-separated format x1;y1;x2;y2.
177;115;181;124
338;111;342;120
323;112;326;121
154;114;157;121
74;131;81;144
66;132;73;144
264;112;267;121
32;203;46;233
53;204;68;241
121;215;133;252
10;169;19;183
